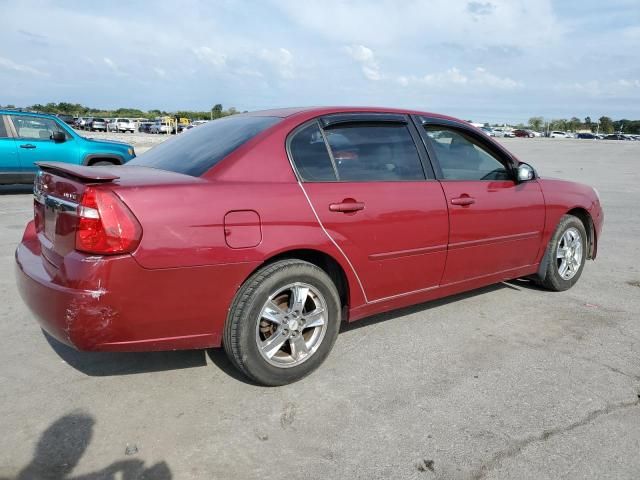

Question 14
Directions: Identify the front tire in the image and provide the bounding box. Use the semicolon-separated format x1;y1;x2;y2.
223;259;341;386
537;214;587;291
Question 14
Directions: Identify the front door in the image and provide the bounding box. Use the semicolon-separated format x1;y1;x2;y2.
8;114;76;173
417;120;545;285
288;115;449;302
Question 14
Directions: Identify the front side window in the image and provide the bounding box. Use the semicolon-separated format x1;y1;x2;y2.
324;124;424;181
10;115;67;140
424;126;511;181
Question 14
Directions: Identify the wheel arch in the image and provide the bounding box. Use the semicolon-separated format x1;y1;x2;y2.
246;248;351;321
536;207;596;282
566;207;596;259
83;154;124;166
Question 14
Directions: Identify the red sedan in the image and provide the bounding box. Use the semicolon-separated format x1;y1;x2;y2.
15;107;604;385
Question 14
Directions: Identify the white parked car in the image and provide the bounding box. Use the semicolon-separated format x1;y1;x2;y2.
150;122;172;134
550;131;570;138
491;127;515;137
107;118;135;133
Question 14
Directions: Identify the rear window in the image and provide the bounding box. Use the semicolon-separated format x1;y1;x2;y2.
128;115;281;176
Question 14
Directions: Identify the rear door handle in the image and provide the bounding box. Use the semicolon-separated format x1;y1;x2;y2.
450;196;475;206
20;144;36;149
329;200;365;213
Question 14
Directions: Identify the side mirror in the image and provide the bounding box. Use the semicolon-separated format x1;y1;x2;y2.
517;163;536;182
51;131;66;143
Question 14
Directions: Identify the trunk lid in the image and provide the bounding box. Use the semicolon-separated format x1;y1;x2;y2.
33;162;202;268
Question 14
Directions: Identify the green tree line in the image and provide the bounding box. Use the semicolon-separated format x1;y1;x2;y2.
0;102;244;120
2;103;639;133
526;116;639;134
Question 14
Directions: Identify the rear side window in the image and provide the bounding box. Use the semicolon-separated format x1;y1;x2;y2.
289;121;426;182
129;115;281;176
325;124;425;181
289;122;337;181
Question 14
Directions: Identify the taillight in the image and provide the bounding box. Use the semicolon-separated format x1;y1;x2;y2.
75;187;142;254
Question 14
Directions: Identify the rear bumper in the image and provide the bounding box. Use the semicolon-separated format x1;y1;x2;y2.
15;222;259;352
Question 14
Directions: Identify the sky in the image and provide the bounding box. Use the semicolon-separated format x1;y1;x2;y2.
0;0;639;124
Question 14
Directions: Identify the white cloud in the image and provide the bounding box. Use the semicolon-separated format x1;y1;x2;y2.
193;47;227;67
617;79;640;88
472;67;521;89
153;67;166;78
396;66;521;90
344;45;381;81
555;79;640;98
103;57;127;76
260;48;295;79
424;67;469;86
0;57;48;76
274;0;563;48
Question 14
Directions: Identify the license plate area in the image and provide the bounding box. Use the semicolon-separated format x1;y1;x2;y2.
42;196;77;242
44;203;57;241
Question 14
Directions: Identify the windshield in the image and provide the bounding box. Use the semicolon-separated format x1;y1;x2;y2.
128;114;281;176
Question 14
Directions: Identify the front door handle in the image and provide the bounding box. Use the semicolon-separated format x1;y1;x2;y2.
329;200;365;213
20;144;37;149
450;195;475;206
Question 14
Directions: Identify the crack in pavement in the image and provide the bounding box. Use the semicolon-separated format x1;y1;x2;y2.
470;396;640;480
593;361;640;382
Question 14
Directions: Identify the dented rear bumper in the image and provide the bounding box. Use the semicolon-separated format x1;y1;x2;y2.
15;221;259;352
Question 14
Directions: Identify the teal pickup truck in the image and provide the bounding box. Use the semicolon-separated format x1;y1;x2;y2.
0;109;136;184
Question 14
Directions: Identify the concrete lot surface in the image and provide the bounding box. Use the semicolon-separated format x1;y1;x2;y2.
0;138;639;479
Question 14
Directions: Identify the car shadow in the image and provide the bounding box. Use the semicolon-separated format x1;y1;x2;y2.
43;331;208;377
2;412;172;480
205;348;262;386
339;280;539;333
44;279;541;383
0;184;33;195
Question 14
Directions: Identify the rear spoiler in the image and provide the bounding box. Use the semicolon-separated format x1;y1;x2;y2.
37;162;120;182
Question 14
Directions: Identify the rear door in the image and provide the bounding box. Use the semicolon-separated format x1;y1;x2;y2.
288;114;449;302
8;114;77;172
415;117;545;284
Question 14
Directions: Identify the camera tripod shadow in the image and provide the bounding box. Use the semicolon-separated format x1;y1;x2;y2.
4;413;171;480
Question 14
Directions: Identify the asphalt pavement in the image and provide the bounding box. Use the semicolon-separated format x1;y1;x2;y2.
0;138;638;479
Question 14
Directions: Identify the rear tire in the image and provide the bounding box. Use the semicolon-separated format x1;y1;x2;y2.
91;160;116;166
536;214;587;291
223;259;341;386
